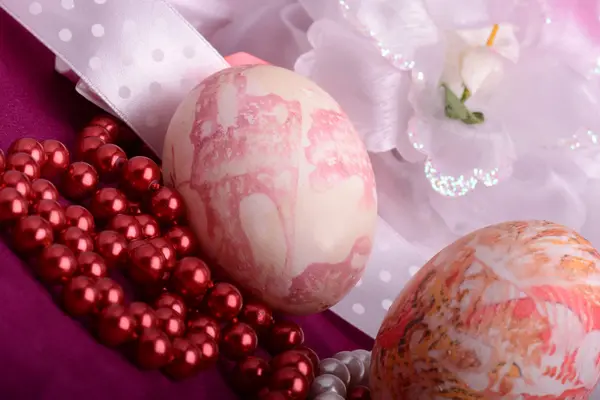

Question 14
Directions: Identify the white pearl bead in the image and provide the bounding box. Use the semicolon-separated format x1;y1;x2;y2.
333;351;365;387
310;373;347;398
318;358;351;388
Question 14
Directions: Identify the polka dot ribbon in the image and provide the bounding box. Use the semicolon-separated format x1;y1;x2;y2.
1;0;229;156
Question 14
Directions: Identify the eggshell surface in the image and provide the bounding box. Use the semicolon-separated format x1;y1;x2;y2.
371;220;600;399
162;65;377;315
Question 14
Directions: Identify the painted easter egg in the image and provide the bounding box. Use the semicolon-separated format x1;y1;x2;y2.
162;65;377;315
370;220;600;399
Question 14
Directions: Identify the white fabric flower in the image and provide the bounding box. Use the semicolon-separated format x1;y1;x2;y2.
285;0;600;248
294;0;600;199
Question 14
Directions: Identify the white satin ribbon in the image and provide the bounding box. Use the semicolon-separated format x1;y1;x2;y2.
1;0;229;155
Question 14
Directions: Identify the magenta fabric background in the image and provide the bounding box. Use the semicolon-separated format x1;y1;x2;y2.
0;11;373;399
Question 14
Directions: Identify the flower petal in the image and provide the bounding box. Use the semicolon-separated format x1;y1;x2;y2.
339;0;440;70
425;119;515;196
540;0;600;79
423;0;534;30
486;49;599;150
423;0;498;29
405;81;516;196
541;3;600;78
460;47;507;96
429;155;587;236
295;20;412;152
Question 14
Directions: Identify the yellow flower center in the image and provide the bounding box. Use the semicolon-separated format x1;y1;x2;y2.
486;24;499;47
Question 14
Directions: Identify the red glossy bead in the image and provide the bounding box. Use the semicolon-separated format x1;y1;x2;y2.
187;315;220;340
128;302;158;332
156;307;186;339
108;214;142;242
347;386;371;400
121;156;161;197
6;152;40;180
164;338;203;380
149;237;177;270
128;239;146;254
205;282;243;321
135;214;160;239
8;138;46;165
95;277;125;310
127;202;142;215
64;205;95;233
88;115;120;142
269;367;309;399
154;292;187;319
239;300;274;333
80;125;114;144
96;304;137;347
136;327;173;369
95;230;128;267
13;215;53;253
76;136;105;164
33;200;66;232
90;188;128;221
77;251;107;278
0;170;32;199
148;180;161;193
128;242;168;285
0;149;5;174
268;321;304;354
59;226;94;254
231;356;272;396
170;257;211;302
31;179;59;203
220;322;258;360
294;346;320;373
37;244;78;284
93;143;127;180
62;162;98;200
0;187;28;223
185;332;219;369
41;139;70;178
271;350;314;381
148;187;185;224
62;275;99;317
164;226;198;258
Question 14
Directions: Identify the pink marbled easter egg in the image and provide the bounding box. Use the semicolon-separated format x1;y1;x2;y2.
162;65;377;315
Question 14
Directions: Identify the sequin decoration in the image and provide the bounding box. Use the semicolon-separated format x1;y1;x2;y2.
424;159;478;197
371;220;600;399
562;129;600;151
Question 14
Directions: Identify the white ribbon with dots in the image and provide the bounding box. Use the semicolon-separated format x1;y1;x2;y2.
1;0;229;156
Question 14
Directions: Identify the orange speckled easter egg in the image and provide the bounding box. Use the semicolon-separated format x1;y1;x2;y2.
371;220;600;399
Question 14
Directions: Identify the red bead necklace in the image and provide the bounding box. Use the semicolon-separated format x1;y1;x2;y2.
0;116;371;400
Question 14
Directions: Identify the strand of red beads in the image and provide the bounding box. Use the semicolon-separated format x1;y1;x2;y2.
0;116;371;400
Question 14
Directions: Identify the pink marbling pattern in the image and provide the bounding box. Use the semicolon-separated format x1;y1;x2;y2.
164;65;377;315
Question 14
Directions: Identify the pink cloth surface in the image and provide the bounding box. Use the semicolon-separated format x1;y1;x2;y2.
0;11;373;399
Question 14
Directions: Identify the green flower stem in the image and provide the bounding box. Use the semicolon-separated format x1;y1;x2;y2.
442;84;485;125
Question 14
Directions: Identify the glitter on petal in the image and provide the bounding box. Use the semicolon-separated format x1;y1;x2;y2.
424;159;478;197
338;0;416;71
